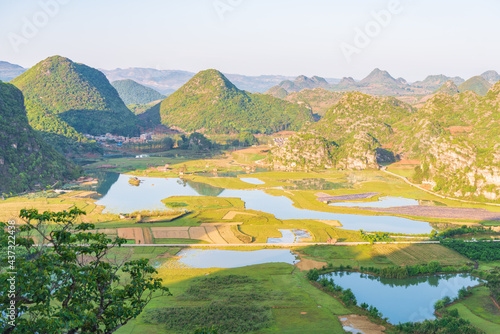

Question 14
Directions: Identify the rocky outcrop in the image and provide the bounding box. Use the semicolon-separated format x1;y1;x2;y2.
336;133;380;170
420;137;500;200
270;132;382;170
270;134;337;169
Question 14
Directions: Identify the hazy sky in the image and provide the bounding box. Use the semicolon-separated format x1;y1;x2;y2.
0;0;499;81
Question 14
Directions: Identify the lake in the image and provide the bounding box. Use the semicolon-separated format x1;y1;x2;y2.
171;249;298;268
321;271;482;324
96;174;434;233
267;229;312;243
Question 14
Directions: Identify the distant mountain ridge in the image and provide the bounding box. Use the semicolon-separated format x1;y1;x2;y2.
458;76;492;95
0;61;27;81
101;67;313;94
481;70;500;84
275;75;331;93
360;68;399;86
111;79;165;105
412;75;465;91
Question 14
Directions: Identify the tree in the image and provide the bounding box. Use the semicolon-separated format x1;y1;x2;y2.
239;131;257;147
0;208;170;334
487;273;500;304
306;268;319;281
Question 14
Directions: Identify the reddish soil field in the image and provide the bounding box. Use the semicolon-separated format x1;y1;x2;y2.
359;206;500;221
316;192;379;202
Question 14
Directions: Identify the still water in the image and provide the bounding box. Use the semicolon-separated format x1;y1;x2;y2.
96;175;433;233
240;178;266;185
267;229;312;243
174;249;298;268
321;271;482;324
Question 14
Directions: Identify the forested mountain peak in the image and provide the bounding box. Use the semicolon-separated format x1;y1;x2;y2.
158;69;313;134
11;56;138;155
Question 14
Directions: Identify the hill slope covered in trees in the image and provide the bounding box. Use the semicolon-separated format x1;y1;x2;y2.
11;56;138;155
0;81;81;194
111;79;165;105
158;69;314;134
270;82;500;201
271;93;412;169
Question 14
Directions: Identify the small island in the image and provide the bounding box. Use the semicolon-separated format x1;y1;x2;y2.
128;177;141;186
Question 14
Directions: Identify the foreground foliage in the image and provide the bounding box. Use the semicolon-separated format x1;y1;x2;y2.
396;309;484;333
0;208;169;333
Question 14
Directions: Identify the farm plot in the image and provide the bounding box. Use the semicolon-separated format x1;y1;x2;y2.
373;244;469;266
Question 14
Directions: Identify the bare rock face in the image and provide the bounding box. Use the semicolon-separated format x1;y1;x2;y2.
421;137;500;200
270;132;380;171
337;133;379;170
270;133;337;169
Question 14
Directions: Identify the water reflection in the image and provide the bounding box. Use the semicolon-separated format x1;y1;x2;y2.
172;249;298;268
267;229;312;243
321;272;482;324
95;176;433;233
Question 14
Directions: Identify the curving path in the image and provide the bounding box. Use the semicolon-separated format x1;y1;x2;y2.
381;167;500;207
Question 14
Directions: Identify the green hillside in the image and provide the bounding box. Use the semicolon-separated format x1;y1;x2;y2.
111;79;165;105
271;93;411;169
311;92;414;143
11;56;139;153
0;81;81;194
158;69;313;134
265;86;288;99
270;84;500;200
138;102;162;129
406;82;500;200
458;76;492;95
434;81;459;95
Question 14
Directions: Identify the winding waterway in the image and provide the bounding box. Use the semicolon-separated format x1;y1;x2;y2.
95;174;433;233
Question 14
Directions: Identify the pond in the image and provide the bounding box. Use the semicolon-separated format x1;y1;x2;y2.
321;272;482;324
267;229;312;243
329;196;419;208
240;178;266;185
96;175;433;233
96;175;202;213
171;249;298;268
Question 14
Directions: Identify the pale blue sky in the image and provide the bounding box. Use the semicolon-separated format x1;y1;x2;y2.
0;0;498;81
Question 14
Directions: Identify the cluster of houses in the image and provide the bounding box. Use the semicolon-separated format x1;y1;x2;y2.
84;132;154;145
